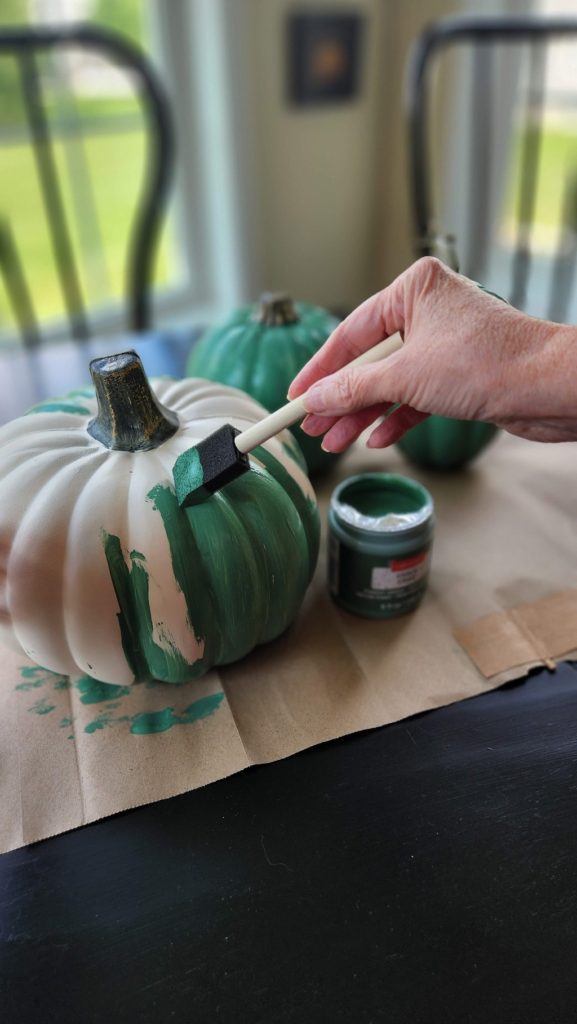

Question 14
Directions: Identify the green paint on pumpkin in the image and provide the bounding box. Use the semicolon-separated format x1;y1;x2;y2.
186;298;342;475
102;533;199;684
149;446;319;665
147;484;218;672
252;445;320;578
172;445;205;502
193;466;312;650
26;401;91;416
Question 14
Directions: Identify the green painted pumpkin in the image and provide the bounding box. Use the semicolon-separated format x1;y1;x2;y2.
186;293;341;475
396;417;498;471
0;352;319;686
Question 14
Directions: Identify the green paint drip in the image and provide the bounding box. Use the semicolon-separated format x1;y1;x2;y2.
129;692;225;734
75;675;131;704
102;532;197;683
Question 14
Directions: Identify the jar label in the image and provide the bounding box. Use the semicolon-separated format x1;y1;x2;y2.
329;536;431;618
371;552;429;591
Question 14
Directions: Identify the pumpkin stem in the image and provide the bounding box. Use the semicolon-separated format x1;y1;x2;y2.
257;292;300;326
87;351;179;452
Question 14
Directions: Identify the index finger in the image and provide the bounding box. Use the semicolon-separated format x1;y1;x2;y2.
288;285;405;399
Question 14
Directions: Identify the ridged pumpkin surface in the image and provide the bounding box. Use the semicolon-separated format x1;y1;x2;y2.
187;300;341;474
0;378;319;685
397;417;498;471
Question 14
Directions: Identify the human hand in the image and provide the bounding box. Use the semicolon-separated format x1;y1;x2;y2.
288;257;577;450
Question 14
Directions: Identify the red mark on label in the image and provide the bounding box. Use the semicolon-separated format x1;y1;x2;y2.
390;553;427;572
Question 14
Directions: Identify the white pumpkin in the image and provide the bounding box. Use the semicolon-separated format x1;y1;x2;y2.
0;352;319;685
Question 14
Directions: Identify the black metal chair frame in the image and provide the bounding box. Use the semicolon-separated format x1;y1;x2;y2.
0;23;174;346
406;14;577;317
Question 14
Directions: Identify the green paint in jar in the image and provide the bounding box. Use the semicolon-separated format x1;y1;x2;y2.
328;473;435;619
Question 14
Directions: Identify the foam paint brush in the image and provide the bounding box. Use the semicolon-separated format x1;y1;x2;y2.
173;333;403;506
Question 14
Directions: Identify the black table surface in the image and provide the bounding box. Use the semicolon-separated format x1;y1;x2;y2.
2;665;577;1024
2;339;577;1022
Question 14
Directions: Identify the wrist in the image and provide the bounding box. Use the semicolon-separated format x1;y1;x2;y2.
493;314;577;426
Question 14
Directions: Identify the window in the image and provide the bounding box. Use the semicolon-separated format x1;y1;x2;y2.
0;0;245;345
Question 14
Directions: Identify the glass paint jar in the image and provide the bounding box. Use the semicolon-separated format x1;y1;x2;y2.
328;473;435;619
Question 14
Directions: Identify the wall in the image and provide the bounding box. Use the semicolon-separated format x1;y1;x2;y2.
155;0;536;321
226;0;471;313
234;0;387;312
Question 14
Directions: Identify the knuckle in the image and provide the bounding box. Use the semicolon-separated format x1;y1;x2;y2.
416;255;446;283
334;370;365;409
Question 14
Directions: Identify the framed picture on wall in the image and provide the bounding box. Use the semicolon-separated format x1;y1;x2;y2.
286;11;364;106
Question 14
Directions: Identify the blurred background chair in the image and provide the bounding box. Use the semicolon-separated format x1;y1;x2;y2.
406;14;577;323
0;23;174;347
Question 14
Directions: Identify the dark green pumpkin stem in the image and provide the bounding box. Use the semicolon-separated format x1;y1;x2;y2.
257;292;300;326
87;350;179;452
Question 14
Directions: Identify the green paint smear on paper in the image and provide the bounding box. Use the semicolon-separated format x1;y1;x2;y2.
129;692;225;734
85;710;130;734
83;691;224;735
16;665;68;692
75;676;131;704
102;534;199;684
28;696;56;715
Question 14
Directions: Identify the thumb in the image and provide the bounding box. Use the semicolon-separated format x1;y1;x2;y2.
302;356;406;417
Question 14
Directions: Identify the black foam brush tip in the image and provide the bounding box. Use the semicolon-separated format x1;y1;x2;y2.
173;424;251;507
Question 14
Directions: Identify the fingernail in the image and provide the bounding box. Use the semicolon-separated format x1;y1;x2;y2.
303;384;326;413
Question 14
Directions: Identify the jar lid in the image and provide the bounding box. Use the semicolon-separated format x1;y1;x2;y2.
330;472;434;534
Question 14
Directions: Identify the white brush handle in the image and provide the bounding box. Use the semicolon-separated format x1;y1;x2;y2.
235;332;403;455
